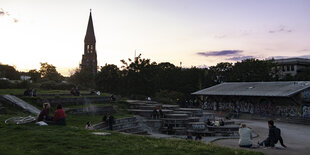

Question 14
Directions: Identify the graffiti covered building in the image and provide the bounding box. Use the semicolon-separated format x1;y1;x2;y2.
192;81;310;119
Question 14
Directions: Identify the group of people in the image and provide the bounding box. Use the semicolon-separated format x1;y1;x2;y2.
238;120;286;148
186;133;202;141
70;87;80;96
152;107;164;119
206;119;224;126
24;88;37;97
37;103;66;125
85;114;115;130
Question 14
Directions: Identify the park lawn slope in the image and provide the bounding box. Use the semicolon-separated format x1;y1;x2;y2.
0;114;262;155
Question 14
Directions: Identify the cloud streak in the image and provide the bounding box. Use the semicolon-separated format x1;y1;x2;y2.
226;56;254;61
197;50;242;57
268;25;292;34
0;8;19;23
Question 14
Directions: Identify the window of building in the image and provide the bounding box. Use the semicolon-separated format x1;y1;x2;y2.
282;66;285;72
287;65;290;71
291;65;295;71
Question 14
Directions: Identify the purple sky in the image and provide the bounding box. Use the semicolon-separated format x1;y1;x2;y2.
0;0;309;75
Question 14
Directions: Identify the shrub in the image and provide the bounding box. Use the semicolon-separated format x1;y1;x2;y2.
40;81;75;90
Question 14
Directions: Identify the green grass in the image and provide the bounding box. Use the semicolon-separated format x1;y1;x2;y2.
0;114;262;155
0;94;262;155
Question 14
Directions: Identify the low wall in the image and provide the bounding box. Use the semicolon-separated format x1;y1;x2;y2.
21;96;111;107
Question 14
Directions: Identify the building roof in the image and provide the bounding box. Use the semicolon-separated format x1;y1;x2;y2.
192;81;310;97
84;11;96;43
274;58;310;65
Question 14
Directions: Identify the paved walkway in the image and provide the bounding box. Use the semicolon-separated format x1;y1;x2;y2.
213;119;310;155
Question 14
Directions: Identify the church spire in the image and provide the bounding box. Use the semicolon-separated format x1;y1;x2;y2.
84;9;96;43
81;9;98;74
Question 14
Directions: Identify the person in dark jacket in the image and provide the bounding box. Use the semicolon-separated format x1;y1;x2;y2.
102;114;108;123
108;115;115;130
219;119;225;126
259;120;286;148
195;134;202;141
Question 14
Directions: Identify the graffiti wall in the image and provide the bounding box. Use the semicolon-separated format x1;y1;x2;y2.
303;106;310;118
202;99;301;117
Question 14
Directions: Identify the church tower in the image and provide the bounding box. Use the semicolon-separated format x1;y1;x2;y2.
80;10;97;74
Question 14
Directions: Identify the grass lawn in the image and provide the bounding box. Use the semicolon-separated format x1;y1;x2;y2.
0;114;262;155
0;94;262;155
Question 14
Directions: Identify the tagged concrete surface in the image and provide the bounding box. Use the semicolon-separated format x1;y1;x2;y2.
213;119;310;155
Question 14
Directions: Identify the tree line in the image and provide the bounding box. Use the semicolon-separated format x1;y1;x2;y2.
69;55;283;103
1;56;310;103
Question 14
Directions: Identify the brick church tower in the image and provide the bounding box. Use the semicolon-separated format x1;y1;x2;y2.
80;10;97;74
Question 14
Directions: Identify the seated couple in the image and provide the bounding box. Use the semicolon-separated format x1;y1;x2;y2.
239;120;286;148
37;103;66;125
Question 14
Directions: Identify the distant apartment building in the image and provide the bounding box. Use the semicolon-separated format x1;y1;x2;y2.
274;58;310;78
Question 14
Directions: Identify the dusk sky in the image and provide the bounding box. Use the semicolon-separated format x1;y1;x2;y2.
1;0;310;76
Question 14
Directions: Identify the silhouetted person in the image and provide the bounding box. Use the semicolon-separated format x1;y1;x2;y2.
29;88;33;96
24;88;30;96
220;119;224;126
70;87;80;96
152;108;158;119
33;89;37;97
70;87;76;96
259;120;286;148
102;114;108;123
108;115;115;130
168;124;174;135
110;95;116;101
75;88;80;96
195;134;202;141
90;90;96;95
207;119;214;126
37;103;52;122
158;107;163;118
187;133;193;140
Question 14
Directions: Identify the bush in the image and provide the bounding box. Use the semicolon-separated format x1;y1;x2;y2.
0;80;13;89
39;81;75;90
15;80;30;89
153;90;185;104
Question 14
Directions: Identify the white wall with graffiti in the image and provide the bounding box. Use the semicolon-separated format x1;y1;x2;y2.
201;96;307;118
303;105;310;118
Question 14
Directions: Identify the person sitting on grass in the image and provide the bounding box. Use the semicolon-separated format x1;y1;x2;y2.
53;104;66;125
85;121;93;130
195;134;202;141
37;103;53;122
239;124;253;148
259;120;287;148
186;133;193;140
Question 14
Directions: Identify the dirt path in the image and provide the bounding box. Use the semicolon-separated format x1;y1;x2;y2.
213;119;310;155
